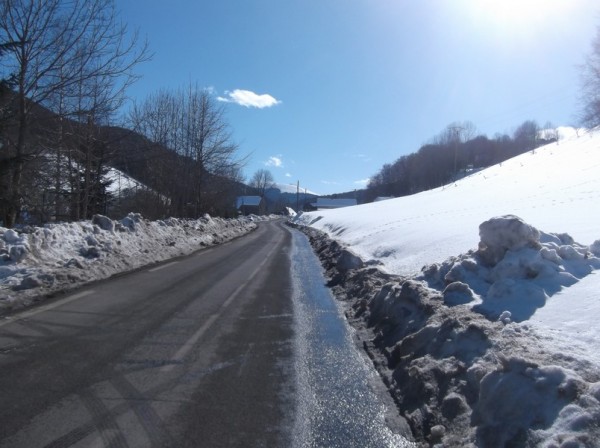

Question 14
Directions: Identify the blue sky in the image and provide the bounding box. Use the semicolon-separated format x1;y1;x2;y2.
116;0;599;195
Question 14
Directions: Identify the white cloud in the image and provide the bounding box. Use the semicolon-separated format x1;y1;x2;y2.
356;154;372;162
285;173;292;178
321;180;340;185
345;153;372;163
265;156;283;168
354;178;370;186
217;89;281;108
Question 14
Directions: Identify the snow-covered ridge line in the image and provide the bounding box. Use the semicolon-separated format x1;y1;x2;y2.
0;213;266;313
293;218;600;446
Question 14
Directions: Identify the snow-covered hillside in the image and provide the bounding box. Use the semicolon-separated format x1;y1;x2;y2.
105;167;147;195
297;130;599;276
294;128;600;446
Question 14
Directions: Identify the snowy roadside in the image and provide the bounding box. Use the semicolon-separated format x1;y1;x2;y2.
291;130;600;446
291;217;600;447
0;213;270;314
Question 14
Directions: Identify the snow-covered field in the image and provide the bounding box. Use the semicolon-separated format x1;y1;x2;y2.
294;128;600;446
0;213;263;312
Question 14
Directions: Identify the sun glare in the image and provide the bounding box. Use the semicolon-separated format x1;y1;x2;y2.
481;0;544;21
471;0;572;32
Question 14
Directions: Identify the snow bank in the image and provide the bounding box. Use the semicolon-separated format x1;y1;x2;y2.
0;213;259;312
420;215;600;322
296;223;600;446
290;129;600;446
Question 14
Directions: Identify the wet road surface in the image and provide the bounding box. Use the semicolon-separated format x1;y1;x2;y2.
0;220;411;447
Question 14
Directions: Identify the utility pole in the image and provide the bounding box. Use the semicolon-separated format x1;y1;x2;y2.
296;180;300;213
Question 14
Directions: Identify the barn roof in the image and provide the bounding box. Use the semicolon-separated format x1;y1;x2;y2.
236;196;263;208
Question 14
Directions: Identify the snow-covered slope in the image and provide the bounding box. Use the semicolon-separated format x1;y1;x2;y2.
295;128;600;446
297;131;599;276
105;167;146;194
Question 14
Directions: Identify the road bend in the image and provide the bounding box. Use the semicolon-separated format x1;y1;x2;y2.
0;220;295;448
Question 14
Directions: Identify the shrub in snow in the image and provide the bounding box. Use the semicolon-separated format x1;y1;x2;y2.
477;215;541;267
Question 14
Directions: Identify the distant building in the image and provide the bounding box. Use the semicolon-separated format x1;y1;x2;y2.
311;198;357;210
236;196;266;216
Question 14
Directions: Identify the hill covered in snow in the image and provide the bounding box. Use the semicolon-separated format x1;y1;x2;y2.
294;128;600;446
296;129;599;276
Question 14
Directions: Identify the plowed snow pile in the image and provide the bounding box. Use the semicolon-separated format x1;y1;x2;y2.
0;214;259;312
294;128;600;446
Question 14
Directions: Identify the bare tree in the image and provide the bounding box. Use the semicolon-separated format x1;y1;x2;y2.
434;121;477;146
431;121;477;182
580;26;600;127
0;0;149;226
541;121;559;144
513;120;540;151
250;169;274;197
130;84;245;218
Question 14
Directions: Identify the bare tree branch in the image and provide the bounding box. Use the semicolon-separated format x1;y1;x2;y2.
0;0;150;226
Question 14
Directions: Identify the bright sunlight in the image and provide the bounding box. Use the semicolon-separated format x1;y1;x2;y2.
467;0;574;36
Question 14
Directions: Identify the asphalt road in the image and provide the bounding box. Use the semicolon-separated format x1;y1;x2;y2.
0;220;295;448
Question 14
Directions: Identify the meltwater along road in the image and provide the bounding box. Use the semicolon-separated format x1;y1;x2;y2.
0;220;412;447
0;220;295;447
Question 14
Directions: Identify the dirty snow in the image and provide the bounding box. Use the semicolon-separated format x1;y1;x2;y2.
294;128;600;446
0;213;264;312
